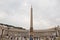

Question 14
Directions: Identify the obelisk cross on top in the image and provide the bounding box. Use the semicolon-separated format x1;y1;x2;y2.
30;5;33;40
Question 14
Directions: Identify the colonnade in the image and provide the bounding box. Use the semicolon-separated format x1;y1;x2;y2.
0;27;59;40
3;36;29;40
1;35;59;40
33;36;57;40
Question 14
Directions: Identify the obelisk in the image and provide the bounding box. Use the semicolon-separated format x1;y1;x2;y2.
30;6;33;40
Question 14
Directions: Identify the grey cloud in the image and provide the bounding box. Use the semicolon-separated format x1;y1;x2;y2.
0;0;60;29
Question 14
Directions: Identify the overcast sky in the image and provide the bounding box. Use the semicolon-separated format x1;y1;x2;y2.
0;0;60;30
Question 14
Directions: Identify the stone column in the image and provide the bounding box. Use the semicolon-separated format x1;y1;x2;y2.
9;36;12;40
33;37;36;40
24;37;27;40
38;37;39;40
15;37;17;40
39;37;40;40
43;37;45;40
14;37;16;40
33;37;34;40
48;37;50;40
12;37;15;40
17;37;19;40
11;36;15;40
34;37;38;40
33;37;35;40
22;37;24;40
37;37;39;40
26;37;29;40
18;37;21;40
20;37;22;40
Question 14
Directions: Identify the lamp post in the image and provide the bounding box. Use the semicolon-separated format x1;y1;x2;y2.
55;25;60;37
55;27;58;37
1;29;4;40
6;27;10;39
53;27;59;40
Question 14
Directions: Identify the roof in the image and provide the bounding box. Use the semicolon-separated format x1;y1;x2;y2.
0;23;25;30
34;26;60;32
